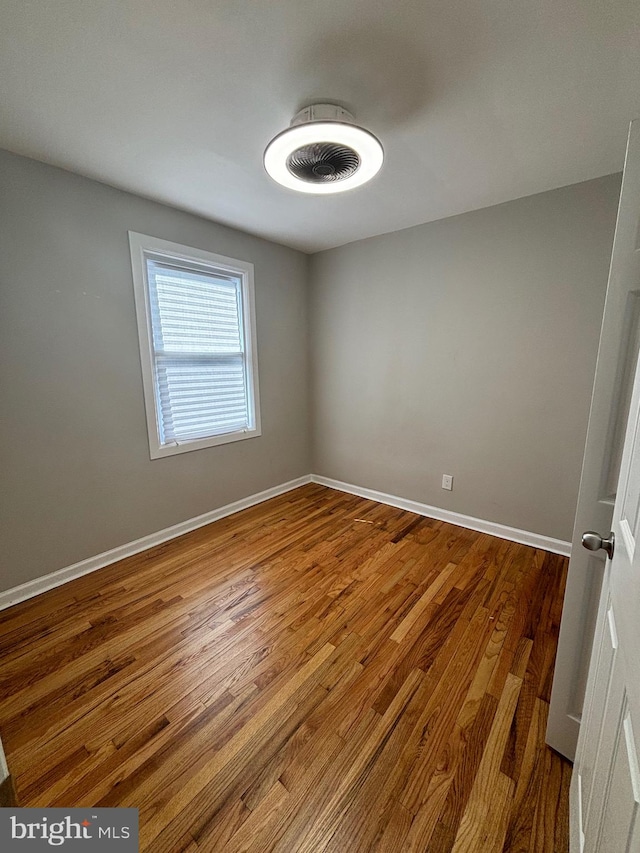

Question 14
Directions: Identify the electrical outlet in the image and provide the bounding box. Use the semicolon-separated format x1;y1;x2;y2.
442;474;453;491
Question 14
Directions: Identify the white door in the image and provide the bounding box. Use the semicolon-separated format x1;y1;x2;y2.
570;122;640;852
548;120;640;760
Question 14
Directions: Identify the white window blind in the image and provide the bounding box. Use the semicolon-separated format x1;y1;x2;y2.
130;233;260;458
146;258;253;446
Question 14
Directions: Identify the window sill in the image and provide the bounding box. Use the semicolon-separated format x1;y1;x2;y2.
149;426;262;459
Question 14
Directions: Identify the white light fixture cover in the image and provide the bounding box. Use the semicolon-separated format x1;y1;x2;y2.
264;104;384;194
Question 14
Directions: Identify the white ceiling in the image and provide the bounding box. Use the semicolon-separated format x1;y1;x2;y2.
1;0;639;253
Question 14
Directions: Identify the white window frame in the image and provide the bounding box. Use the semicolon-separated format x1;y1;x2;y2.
128;232;261;459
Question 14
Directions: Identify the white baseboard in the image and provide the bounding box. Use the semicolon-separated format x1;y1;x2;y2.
0;475;312;612
311;475;572;557
0;471;571;613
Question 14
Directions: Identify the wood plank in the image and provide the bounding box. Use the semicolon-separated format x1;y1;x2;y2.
0;484;571;852
450;672;522;852
390;561;458;642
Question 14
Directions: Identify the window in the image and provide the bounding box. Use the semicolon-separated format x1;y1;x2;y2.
129;232;261;458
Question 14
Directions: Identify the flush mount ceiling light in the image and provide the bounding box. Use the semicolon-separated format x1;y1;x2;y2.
264;104;384;194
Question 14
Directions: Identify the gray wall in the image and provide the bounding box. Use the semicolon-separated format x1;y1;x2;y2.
310;176;621;542
0;149;621;595
0;149;310;592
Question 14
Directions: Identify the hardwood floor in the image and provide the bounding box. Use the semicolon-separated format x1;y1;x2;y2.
0;484;571;851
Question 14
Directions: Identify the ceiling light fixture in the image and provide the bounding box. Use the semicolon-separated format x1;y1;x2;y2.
264;104;384;194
